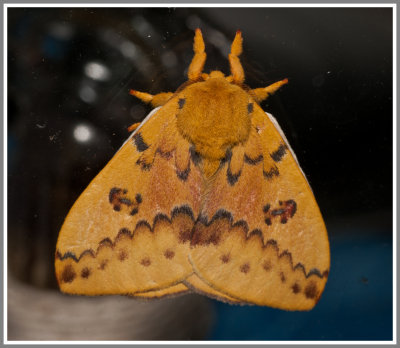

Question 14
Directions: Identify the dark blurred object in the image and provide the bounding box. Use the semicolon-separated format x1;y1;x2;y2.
7;7;392;340
8;276;213;340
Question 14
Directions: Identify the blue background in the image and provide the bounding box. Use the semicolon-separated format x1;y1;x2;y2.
208;229;392;340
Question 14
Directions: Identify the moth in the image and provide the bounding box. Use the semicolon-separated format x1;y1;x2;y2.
55;29;330;311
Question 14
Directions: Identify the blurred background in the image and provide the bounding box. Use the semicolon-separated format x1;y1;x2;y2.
7;7;393;340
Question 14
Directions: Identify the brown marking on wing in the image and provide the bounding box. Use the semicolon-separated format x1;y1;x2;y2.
164;249;175;259
61;265;76;283
81;267;91;279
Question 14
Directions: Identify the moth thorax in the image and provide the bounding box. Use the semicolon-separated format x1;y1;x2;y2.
176;77;251;161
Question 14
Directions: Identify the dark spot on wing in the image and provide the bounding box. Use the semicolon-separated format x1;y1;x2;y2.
263;166;279;179
119;198;132;206
135;193;143;204
220;254;230;263
158;148;173;159
240;263;250;274
118;250;128;261
292;282;301;294
265;200;297;225
227;168;241;185
305;281;318;299
178;98;186;109
177;165;190;181
109;187;141;215
271;209;285;216
61;265;76;283
136;158;152;171
220;148;232;167
244;154;263;165
164;249;175;259
270;143;288;162
109;187;121;204
133;132;149;152
263;260;272;271
99;259;108;270
81;267;91;279
286;200;297;217
140;257;151;267
190;146;202;166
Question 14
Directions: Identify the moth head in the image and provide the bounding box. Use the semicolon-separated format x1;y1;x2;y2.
129;29;288;160
174;69;252;160
130;29;288;109
185;29;288;103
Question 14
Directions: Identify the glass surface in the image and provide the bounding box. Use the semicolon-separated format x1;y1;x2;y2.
7;7;393;340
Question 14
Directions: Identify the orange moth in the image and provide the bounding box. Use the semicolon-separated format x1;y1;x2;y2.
55;29;330;311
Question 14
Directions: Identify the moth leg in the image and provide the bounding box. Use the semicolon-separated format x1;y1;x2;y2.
251;78;288;103
130;90;173;107
127;122;140;132
188;28;206;81
228;30;245;84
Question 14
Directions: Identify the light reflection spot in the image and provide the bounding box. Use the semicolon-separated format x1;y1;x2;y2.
84;62;111;81
79;85;97;103
73;124;92;143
